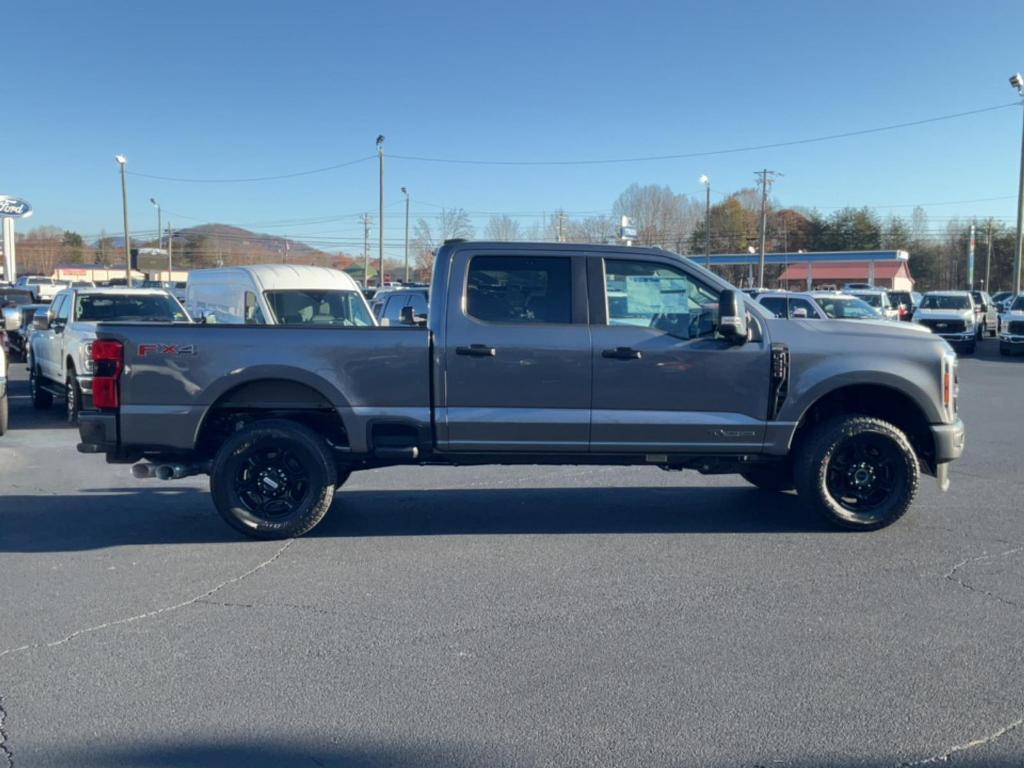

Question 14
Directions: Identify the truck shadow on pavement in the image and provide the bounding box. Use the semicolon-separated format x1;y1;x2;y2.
30;739;1024;768
0;485;835;552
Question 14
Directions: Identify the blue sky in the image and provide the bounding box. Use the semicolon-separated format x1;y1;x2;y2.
4;0;1024;257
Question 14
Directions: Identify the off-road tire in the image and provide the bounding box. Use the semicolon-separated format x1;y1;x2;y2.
30;365;53;409
794;415;918;531
210;419;336;539
740;462;795;493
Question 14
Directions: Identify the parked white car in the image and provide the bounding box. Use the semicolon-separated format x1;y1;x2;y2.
186;265;375;327
29;287;190;422
847;289;899;321
756;291;881;321
913;291;977;354
998;294;1024;356
969;290;998;337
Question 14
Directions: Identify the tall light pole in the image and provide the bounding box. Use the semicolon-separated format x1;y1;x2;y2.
149;197;161;252
167;221;173;277
1011;72;1024;296
115;154;132;286
376;134;385;286
362;213;371;288
401;186;410;283
699;175;711;268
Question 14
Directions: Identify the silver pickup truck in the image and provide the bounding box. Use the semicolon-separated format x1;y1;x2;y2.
77;242;965;538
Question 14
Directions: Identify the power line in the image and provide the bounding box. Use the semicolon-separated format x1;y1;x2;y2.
389;103;1021;166
127;155;376;183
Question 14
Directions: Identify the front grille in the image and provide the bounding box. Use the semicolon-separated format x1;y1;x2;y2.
920;319;966;334
1008;320;1024;335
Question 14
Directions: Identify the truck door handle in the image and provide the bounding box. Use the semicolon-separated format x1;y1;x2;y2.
602;347;642;360
456;344;496;357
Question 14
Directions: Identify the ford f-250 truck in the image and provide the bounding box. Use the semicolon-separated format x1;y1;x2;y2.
76;242;965;538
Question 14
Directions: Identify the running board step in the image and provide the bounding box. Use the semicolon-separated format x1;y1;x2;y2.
373;446;419;460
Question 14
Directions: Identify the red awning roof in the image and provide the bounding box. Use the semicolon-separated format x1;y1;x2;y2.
779;262;907;280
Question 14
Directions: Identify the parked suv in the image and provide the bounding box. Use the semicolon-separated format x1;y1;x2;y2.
30;287;190;422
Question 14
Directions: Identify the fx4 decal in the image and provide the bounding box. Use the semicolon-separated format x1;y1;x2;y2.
138;343;197;357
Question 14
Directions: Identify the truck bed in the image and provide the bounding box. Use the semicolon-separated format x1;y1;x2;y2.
94;323;431;453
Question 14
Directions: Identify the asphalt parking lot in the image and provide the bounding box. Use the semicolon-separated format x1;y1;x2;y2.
1;341;1022;768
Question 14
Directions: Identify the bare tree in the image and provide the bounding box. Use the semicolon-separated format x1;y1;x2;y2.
484;214;522;241
611;183;700;248
412;208;475;271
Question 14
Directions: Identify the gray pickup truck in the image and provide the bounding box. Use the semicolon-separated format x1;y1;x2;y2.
77;241;965;538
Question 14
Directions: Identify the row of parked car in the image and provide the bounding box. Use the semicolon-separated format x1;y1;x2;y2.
746;283;1022;355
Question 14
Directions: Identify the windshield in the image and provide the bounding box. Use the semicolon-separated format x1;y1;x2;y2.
75;293;189;322
920;294;970;310
816;296;881;319
854;293;881;307
264;289;374;326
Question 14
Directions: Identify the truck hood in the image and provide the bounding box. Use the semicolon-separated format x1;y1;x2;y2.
772;317;936;343
913;308;973;322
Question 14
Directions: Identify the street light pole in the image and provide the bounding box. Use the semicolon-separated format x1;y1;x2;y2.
377;135;385;287
149;197;161;252
1011;73;1024;296
167;222;173;277
116;154;132;287
401;186;410;283
700;175;711;268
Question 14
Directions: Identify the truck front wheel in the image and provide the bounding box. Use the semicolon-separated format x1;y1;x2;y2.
210;419;337;539
794;416;918;531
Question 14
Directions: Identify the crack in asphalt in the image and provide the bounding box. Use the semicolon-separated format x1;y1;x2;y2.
944;546;1024;610
899;713;1024;765
0;691;13;768
0;540;294;661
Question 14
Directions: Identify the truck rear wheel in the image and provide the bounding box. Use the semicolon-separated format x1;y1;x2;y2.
210;419;337;539
794;415;918;531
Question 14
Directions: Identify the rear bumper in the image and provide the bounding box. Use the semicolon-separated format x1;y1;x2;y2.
77;411;117;453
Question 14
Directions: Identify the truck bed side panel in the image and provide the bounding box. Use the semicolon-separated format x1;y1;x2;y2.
96;324;430;453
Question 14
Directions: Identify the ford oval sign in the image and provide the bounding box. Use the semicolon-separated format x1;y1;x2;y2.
0;196;33;218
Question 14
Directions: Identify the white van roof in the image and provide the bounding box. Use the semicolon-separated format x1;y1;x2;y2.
188;265;360;292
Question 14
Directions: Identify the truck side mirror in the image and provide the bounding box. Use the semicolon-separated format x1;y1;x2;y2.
399;305;416;325
33;313;50;331
791;307;809;319
718;289;749;344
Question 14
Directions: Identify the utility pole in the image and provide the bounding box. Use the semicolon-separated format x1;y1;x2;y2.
115;154;132;286
755;169;781;288
377;135;385;287
150;198;161;251
1011;73;1024;296
167;222;173;277
985;219;993;290
967;223;976;289
401;186;410;283
362;213;371;288
557;211;566;243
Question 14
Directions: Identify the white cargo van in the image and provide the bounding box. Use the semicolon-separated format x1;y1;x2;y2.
186;265;376;326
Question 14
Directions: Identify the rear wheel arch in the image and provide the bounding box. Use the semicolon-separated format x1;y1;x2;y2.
195;378;349;457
